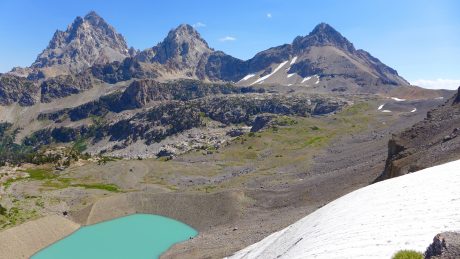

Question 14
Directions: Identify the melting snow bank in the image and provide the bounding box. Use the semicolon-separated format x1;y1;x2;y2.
228;160;460;259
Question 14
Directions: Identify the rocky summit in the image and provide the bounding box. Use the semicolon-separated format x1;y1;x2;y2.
31;11;130;77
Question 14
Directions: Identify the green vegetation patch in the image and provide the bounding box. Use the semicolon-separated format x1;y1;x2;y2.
72;183;120;192
392;250;424;259
23;168;56;180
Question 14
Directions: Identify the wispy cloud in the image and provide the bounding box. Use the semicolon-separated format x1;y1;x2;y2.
192;22;206;28
219;36;236;42
411;79;460;90
266;13;272;18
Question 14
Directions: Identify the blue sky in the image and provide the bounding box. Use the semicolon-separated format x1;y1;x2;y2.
0;0;459;88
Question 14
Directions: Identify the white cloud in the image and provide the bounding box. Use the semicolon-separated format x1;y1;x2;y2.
219;36;236;42
411;79;460;90
192;22;206;28
266;13;272;18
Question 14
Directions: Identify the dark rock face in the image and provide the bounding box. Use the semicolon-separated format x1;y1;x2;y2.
0;75;39;106
202;51;248;82
90;58;158;84
425;232;460;259
292;23;355;53
454;87;460;104
39;79;264;122
377;89;460;181
31;11;130;74
251;114;276;132
40;72;93;102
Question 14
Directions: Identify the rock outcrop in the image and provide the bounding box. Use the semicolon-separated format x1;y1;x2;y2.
425;232;460;259
0;74;39;106
377;87;460;180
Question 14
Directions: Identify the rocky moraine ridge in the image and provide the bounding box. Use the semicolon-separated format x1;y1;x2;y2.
30;79;347;156
377;86;460;180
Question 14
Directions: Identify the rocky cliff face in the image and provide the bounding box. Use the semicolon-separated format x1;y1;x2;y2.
0;75;39;106
377;87;460;180
31;11;130;76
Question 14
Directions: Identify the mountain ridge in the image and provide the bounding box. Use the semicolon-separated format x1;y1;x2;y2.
7;12;409;91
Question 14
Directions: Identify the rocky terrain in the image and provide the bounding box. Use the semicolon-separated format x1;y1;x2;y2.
377;86;460;180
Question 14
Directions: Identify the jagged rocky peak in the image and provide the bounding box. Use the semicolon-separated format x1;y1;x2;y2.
138;24;212;69
293;22;355;53
31;11;130;74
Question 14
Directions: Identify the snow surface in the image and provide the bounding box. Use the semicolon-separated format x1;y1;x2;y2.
287;84;293;86
315;76;320;84
378;104;385;110
240;74;256;81
290;56;298;65
301;76;312;83
251;61;288;85
411;108;417;113
287;73;295;78
229;159;460;259
381;110;392;113
391;97;406;102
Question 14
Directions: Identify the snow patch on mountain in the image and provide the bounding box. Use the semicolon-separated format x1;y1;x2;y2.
251;61;288;85
391;97;406;102
301;76;312;83
240;74;256;81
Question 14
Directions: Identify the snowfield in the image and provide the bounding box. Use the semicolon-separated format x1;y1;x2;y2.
391;97;406;102
251;61;288;85
301;76;312;83
228;159;460;259
240;74;256;81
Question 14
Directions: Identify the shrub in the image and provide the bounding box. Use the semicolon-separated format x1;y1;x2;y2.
392;250;423;259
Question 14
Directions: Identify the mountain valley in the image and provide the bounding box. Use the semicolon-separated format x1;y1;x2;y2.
0;11;458;259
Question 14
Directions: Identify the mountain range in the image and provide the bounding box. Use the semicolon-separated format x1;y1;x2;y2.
4;12;410;102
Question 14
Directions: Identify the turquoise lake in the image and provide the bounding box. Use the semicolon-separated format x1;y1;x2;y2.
32;214;198;259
